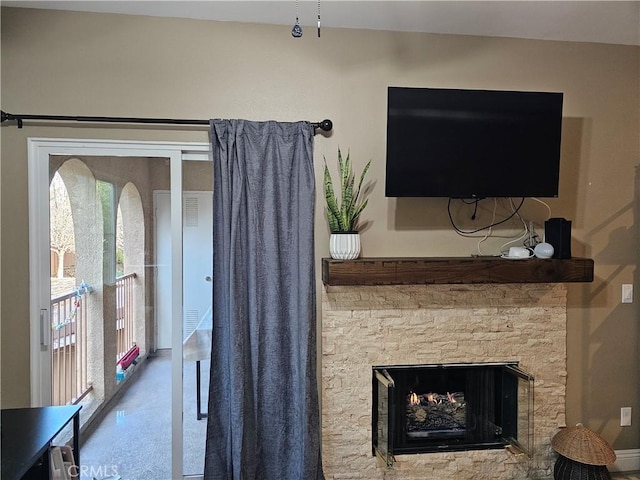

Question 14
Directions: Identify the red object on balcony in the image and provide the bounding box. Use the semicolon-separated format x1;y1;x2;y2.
117;344;139;370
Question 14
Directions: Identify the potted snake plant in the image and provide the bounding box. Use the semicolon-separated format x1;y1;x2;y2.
323;148;371;259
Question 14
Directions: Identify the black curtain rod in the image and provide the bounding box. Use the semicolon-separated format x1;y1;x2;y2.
0;110;333;132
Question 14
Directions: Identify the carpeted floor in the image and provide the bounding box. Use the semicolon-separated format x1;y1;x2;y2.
79;350;208;479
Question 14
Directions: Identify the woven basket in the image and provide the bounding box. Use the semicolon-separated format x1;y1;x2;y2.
554;455;612;480
551;424;616;466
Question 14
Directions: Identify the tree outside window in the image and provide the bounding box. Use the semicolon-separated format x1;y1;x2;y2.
50;172;76;279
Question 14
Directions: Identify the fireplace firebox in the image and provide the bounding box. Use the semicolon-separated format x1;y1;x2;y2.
372;362;534;467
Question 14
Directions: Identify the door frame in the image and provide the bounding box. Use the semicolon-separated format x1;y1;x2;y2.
27;137;211;479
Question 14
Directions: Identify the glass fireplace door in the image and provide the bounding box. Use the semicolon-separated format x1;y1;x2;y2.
372;369;395;467
372;362;534;466
502;364;535;456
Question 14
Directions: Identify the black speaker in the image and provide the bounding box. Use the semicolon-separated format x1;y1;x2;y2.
545;218;572;259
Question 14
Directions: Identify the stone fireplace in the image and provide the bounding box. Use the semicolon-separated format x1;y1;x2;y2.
321;278;570;479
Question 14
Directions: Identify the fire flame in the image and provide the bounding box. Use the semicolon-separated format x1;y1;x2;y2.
412;391;460;405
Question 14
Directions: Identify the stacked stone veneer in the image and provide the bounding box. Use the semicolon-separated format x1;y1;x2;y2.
321;283;567;480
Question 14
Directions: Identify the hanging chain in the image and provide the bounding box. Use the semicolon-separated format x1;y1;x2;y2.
317;0;321;37
292;0;303;38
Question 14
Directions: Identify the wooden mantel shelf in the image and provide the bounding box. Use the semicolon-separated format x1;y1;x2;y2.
322;256;594;286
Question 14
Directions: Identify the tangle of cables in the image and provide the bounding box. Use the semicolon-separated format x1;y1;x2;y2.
447;197;526;235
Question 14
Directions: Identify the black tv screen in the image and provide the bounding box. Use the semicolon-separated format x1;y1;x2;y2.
385;87;563;198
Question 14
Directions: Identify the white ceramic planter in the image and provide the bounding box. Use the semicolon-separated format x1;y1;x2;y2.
329;232;361;260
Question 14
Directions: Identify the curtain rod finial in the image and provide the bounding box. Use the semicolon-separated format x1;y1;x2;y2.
1;110;22;128
316;119;332;132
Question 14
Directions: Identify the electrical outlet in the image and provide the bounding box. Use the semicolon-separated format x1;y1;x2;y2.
621;407;632;426
622;284;633;303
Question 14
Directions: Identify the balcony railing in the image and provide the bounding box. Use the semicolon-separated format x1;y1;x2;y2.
116;273;137;360
51;289;91;406
51;273;137;405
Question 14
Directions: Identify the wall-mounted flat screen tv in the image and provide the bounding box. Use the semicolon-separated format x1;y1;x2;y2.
385;87;563;198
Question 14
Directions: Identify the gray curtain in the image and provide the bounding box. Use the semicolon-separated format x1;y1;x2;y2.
204;119;324;480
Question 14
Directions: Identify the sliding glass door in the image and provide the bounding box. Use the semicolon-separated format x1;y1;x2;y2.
29;138;211;479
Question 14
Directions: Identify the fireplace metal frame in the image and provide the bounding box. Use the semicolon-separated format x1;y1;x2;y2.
372;362;534;467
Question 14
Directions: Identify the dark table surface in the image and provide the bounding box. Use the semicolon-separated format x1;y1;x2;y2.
1;405;81;480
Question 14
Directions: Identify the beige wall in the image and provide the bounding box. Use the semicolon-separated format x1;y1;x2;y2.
1;7;638;450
